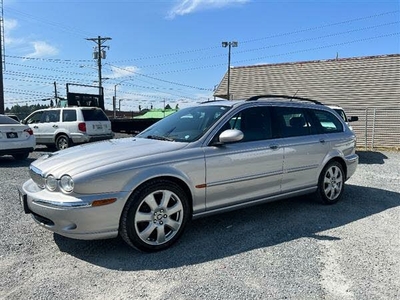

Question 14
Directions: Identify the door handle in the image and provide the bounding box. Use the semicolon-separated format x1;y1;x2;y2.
33;126;38;129
52;125;58;128
319;139;326;144
270;144;279;150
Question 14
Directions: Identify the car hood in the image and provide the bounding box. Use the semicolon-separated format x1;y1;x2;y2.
32;137;188;177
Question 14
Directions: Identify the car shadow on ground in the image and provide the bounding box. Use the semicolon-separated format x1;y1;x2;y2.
356;151;388;165
0;156;36;168
54;184;399;270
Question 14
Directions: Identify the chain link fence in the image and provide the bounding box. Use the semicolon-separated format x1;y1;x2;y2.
346;107;400;150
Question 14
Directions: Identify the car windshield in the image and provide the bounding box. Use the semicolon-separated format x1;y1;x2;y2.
137;105;231;142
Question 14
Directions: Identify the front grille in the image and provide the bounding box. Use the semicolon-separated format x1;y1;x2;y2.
29;165;45;188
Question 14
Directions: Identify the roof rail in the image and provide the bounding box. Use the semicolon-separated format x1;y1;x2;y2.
246;94;323;105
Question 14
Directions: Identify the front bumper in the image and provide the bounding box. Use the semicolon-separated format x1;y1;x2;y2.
19;179;129;240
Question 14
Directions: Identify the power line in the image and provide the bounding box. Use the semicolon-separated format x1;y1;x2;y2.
108;10;399;64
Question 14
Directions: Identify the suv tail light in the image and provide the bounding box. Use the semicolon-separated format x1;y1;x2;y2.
24;128;34;135
78;122;86;132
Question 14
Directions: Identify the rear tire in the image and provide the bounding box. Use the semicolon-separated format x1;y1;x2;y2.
55;134;71;150
317;161;345;204
119;179;190;252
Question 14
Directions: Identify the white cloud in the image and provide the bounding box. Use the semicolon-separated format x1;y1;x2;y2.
3;18;23;45
26;41;59;58
167;0;250;19
110;65;140;78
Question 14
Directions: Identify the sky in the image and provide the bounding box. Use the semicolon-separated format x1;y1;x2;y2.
2;0;400;112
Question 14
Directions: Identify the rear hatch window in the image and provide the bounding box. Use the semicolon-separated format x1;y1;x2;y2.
82;109;109;121
81;109;111;135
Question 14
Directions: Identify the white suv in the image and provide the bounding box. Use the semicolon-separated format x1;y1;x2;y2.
23;107;113;150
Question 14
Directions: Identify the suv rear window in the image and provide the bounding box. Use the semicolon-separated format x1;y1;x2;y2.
82;109;109;121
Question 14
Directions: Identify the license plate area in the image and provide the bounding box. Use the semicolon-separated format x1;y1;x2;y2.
6;132;18;139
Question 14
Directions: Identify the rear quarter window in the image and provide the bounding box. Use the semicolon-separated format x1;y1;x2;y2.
312;109;343;133
81;109;109;121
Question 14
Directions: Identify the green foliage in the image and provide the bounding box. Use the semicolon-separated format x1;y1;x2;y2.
5;104;49;120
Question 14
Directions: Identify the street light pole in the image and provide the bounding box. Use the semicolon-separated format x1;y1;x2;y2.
222;41;238;100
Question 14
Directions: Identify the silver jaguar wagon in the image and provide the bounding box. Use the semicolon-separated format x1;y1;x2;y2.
20;96;358;252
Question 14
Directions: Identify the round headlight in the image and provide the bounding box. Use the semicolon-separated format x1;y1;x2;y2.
60;175;74;193
45;175;57;191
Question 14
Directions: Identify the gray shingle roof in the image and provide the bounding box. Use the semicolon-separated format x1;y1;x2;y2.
214;54;400;108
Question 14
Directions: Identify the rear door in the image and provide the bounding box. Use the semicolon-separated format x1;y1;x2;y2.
81;108;112;136
272;106;330;192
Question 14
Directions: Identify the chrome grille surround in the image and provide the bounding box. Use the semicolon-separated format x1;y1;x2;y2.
29;165;45;189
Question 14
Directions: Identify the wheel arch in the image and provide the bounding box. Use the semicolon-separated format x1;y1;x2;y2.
320;150;348;180
325;156;347;180
54;131;71;143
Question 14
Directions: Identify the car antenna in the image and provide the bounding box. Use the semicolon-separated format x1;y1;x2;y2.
290;89;299;101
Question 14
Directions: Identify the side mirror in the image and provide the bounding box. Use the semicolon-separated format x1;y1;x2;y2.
348;116;358;122
219;129;244;144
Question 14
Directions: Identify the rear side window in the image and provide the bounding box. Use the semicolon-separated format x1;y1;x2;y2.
81;109;109;121
63;110;77;122
273;107;314;137
312;110;343;133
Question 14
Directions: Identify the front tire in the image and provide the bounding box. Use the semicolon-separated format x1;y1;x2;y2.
317;161;345;204
120;179;190;252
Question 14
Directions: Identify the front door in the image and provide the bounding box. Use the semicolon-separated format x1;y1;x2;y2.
204;106;284;211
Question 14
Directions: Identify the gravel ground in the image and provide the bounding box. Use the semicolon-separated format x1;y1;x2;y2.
0;143;399;300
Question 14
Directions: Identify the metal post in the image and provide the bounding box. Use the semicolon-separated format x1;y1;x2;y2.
227;43;231;100
364;108;368;150
222;41;238;100
371;108;376;150
113;85;117;118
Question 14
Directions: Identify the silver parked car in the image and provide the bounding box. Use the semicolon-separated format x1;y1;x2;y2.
20;96;358;252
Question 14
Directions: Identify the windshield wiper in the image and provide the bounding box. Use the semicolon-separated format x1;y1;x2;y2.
146;135;174;142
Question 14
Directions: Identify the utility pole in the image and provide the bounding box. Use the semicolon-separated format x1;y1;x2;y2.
85;36;111;93
53;81;58;107
0;0;5;114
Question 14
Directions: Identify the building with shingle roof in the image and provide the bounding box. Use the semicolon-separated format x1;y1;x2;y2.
214;54;400;149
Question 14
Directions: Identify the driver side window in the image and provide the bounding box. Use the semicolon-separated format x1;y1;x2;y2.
216;107;272;143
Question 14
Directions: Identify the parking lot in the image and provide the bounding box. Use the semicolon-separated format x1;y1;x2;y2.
1;145;399;300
